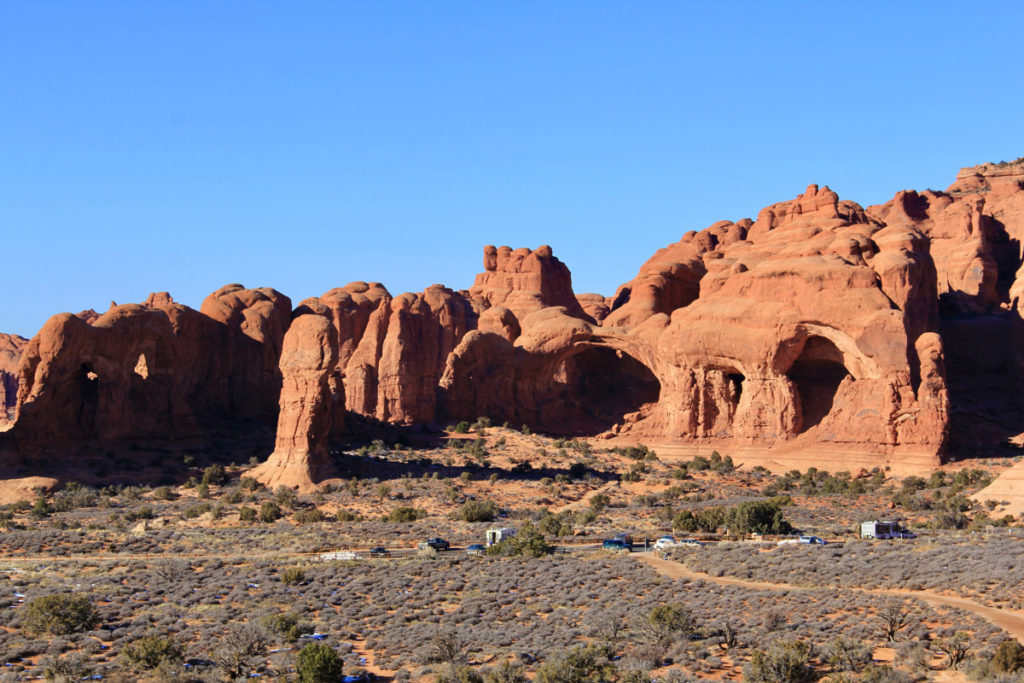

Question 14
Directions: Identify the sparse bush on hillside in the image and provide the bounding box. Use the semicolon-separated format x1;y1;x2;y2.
387;506;427;523
259;501;282;523
456;500;497;523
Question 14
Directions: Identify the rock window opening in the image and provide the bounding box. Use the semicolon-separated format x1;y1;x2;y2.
547;346;661;435
785;337;849;433
133;353;149;379
727;372;744;403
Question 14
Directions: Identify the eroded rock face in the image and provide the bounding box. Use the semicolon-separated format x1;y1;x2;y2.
0;333;28;425
442;182;953;465
9;287;291;455
470;245;592;322
10;159;1024;472
249;313;339;492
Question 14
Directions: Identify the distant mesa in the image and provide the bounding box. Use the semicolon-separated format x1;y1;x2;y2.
3;157;1024;488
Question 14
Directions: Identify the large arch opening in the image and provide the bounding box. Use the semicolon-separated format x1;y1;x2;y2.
545;345;661;435
785;336;849;433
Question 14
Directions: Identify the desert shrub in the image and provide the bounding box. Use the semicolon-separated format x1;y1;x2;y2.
239;476;261;491
387;506;427;523
123;505;154;523
259;501;283;523
568;462;590;479
182;501;212;519
535;644;617;683
453;422;471;434
724;499;792;536
275;486;299;509
296;642;344;683
456;500;497;523
539;512;574;537
612;444;656;461
51;482;99;512
294;507;325;524
993;638;1024;673
688;456;711;471
744;639;816;683
121;634;183;670
487;522;554;557
589;492;611;511
261;612;314;642
858;665;912;683
212;623;269;681
482;661;528;683
21;593;99;636
935;631;971;669
201;464;227;486
153;486;176;501
239;506;257;522
826;636;871;672
635;602;693;648
40;652;91;682
281;567;306;585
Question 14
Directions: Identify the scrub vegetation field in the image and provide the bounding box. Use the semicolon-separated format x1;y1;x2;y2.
0;424;1021;682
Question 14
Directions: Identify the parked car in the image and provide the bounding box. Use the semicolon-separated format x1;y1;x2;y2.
602;539;631;552
653;536;679;550
418;537;450;551
612;533;633;548
679;538;704;548
465;544;485;555
368;547;391;558
798;536;828;545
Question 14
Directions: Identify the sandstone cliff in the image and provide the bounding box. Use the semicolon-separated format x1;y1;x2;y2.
5;158;1024;478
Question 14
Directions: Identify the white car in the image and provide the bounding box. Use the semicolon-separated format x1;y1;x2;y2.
653;536;679;550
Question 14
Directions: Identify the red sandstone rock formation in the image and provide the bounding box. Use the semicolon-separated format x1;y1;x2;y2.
469;245;591;322
442;183;953;465
8;287;290;455
249;313;340;491
0;333;28;425
8;158;1024;473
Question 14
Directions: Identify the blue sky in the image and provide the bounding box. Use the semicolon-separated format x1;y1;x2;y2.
2;2;1022;337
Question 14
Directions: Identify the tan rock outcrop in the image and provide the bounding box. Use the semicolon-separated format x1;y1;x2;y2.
249;314;339;492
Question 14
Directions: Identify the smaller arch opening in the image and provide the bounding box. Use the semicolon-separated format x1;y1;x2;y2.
133;353;150;380
726;372;744;404
785;336;849;433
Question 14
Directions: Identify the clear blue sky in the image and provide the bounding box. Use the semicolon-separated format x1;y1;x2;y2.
3;2;1022;337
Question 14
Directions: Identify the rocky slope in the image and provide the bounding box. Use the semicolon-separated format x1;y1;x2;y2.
2;158;1023;485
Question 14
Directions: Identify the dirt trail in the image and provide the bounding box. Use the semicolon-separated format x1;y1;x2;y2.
636;554;1024;643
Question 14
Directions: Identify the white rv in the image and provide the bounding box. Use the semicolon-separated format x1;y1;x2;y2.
861;520;915;539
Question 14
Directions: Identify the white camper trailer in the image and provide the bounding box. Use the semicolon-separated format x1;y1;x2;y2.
486;527;516;547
